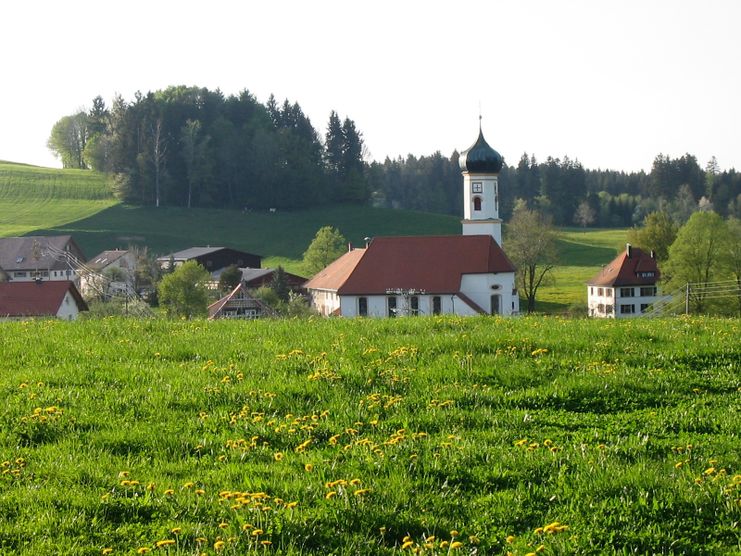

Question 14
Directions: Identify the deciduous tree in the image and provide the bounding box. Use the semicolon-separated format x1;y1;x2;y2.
505;203;558;313
303;226;348;275
158;260;211;318
626;211;677;262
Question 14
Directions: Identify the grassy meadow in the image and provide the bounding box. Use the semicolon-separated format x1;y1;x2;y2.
0;316;739;555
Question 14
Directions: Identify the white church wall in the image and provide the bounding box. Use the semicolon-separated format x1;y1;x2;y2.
460;273;518;315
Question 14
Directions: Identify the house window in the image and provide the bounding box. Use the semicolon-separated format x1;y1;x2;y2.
597;287;603;296
473;196;482;211
410;296;419;316
638;271;655;278
640;303;650;313
620;304;635;314
620;287;634;297
387;296;397;317
358;297;368;317
490;294;500;315
640;286;656;297
606;289;612;297
597;303;605;313
14;272;26;278
605;304;614;314
432;296;441;315
590;287;593;295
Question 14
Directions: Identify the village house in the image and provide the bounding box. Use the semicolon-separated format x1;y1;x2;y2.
156;246;262;276
0;235;86;287
208;283;274;320
79;249;138;298
0;280;88;321
588;244;663;318
238;268;307;292
305;127;519;317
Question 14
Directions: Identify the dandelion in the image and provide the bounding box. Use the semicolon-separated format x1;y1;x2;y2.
163;489;175;496
170;527;182;535
450;530;460;537
155;540;176;548
286;501;298;509
274;452;284;461
195;489;205;496
450;541;464;549
704;467;716;475
402;540;414;549
325;491;337;499
354;488;370;496
101;549;113;555
218;522;229;529
261;540;272;546
506;535;516;544
136;548;150;554
213;540;225;551
304;463;314;472
251;529;263;536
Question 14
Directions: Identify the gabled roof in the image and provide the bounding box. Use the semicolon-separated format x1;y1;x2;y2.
0;235;85;271
207;283;273;319
0;280;88;317
239;268;307;287
87;250;129;271
589;245;660;287
157;246;225;261
337;235;516;295
304;249;366;292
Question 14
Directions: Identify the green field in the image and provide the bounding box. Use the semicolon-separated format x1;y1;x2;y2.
0;316;738;555
0;161;627;308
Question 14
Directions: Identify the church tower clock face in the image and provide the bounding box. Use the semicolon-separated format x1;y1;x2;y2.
472;182;483;193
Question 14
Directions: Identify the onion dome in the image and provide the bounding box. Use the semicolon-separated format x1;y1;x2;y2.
459;128;503;173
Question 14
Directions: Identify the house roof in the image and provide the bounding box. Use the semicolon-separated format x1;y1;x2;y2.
337;235;516;295
0;280;88;317
589;245;660;287
239;267;307;287
207;283;272;319
0;235;85;272
157;247;225;261
87;250;129;271
304;249;366;292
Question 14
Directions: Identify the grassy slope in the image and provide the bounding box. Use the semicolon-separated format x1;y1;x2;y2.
0;162;116;237
0;316;738;555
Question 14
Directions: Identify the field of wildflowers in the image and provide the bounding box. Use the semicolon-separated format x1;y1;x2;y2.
0;316;738;555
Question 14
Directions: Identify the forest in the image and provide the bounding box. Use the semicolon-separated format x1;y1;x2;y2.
48;85;741;226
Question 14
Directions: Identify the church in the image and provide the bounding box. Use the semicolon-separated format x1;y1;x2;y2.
305;127;519;317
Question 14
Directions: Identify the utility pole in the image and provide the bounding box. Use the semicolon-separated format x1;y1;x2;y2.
685;283;690;315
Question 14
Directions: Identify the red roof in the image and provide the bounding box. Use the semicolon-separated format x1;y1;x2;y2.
338;235;515;295
0;280;88;317
304;249;366;291
589;246;660;287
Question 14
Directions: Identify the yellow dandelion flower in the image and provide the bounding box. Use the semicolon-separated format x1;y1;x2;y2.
195;489;205;496
325;491;337;499
101;549;113;555
354;488;370;496
163;489;175;496
218;522;229;529
261;540;272;546
704;467;716;475
242;523;253;531
450;530;460;537
183;482;194;489
534;527;544;534
251;529;263;536
213;540;225;551
403;535;412;543
274;452;284;461
506;535;516;544
350;478;362;486
195;537;208;544
304;463;314;472
402;540;414;549
155;540;176;548
136;548;150;555
170;527;182;535
286;501;298;509
440;541;449;548
146;482;156;491
450;541;464;549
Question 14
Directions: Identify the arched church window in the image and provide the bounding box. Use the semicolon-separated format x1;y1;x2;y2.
473;196;482;211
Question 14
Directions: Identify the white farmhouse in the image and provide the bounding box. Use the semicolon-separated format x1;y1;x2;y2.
588;244;662;318
305;127;519;317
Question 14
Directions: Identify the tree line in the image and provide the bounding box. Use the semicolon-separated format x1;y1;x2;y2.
48;86;368;210
49;85;741;225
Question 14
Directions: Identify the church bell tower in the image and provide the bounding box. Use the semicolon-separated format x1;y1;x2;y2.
458;123;504;245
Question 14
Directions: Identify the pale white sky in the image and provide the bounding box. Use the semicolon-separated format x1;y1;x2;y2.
2;0;739;172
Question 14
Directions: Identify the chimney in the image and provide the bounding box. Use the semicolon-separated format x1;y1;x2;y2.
626;243;632;258
650;249;655;259
347;242;353;252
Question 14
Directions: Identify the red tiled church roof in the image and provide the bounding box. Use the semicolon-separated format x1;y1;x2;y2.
337;235;515;295
589;245;660;287
304;248;366;291
0;280;87;317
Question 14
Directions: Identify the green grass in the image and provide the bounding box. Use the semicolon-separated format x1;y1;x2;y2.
0;316;738;555
0;162;116;237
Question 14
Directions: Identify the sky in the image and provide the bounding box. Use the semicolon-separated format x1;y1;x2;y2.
2;0;740;173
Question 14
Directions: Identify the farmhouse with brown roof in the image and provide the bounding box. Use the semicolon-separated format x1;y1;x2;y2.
0;280;88;321
588;243;663;318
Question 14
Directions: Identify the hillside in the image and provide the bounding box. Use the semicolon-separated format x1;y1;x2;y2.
0;161;627;308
